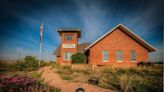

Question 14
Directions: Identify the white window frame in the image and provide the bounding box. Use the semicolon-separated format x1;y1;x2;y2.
130;50;136;62
63;52;73;60
64;34;74;40
102;50;109;62
117;50;123;62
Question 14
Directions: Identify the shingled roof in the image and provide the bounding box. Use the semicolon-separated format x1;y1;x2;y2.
53;43;90;56
53;44;61;56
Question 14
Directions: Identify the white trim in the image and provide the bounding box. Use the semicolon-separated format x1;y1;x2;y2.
85;24;156;52
63;52;73;61
102;50;109;62
120;24;157;51
85;24;121;50
63;44;76;48
117;61;123;62
103;60;109;62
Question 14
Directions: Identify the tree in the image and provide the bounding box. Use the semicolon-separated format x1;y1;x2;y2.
71;53;86;64
24;56;39;70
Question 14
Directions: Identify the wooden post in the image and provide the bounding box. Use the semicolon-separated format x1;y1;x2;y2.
71;64;74;70
92;64;95;71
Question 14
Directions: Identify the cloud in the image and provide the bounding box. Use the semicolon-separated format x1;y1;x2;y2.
0;0;162;62
74;0;108;42
13;47;55;60
149;46;163;62
124;1;162;39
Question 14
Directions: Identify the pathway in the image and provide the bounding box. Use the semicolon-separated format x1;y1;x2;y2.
39;66;113;92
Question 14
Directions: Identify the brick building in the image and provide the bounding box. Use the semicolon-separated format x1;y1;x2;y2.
53;24;156;66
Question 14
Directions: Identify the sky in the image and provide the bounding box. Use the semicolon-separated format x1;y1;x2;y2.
0;0;163;62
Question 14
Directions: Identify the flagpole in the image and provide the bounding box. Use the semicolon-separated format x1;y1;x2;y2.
39;22;43;67
39;40;42;67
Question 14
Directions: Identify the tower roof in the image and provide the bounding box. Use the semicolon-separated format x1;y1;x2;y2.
57;29;81;38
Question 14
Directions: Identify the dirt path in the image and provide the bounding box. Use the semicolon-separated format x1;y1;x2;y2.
39;66;113;92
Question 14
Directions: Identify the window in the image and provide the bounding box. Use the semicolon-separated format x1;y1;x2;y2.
64;34;74;40
117;50;123;62
130;50;136;61
102;50;109;62
64;52;73;60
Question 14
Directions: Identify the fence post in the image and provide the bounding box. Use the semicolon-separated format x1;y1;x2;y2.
92;64;95;71
71;64;74;70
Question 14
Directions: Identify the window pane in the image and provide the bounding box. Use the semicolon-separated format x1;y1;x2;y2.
131;50;136;61
117;50;122;61
102;50;108;61
68;52;73;60
64;34;74;40
64;52;73;60
64;52;68;60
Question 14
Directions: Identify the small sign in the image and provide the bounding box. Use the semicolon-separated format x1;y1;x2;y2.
63;44;76;48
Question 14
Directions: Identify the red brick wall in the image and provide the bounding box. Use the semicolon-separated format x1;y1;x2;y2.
58;32;78;64
88;28;148;66
56;56;61;63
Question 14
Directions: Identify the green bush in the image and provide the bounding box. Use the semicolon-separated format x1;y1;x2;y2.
24;56;39;70
71;53;86;64
40;60;49;67
11;56;49;71
14;61;26;71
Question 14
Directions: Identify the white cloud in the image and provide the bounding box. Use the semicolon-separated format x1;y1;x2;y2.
0;47;55;61
149;46;163;62
74;0;108;42
124;2;162;39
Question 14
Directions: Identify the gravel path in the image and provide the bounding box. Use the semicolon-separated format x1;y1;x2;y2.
39;66;113;92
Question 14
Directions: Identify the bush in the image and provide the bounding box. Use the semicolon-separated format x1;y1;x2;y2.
24;56;39;70
14;61;27;71
0;76;61;92
71;53;86;64
40;60;49;67
11;56;49;71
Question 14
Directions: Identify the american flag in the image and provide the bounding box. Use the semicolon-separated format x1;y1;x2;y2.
40;22;43;43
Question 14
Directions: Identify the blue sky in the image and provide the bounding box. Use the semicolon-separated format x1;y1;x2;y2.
0;0;163;62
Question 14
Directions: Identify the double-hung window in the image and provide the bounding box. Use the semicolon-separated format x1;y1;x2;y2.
130;50;136;62
102;50;109;62
64;52;73;60
117;50;123;62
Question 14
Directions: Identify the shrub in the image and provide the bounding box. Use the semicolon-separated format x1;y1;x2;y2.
71;53;87;64
0;61;8;71
24;56;39;70
14;61;27;71
9;56;49;71
40;60;49;67
57;65;72;74
60;75;73;80
0;76;61;92
98;76;112;89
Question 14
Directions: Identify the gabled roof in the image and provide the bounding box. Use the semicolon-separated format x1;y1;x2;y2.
53;43;90;56
85;24;156;52
53;44;61;56
77;43;90;53
57;29;81;38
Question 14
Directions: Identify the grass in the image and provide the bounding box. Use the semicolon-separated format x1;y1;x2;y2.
51;63;163;92
0;60;61;92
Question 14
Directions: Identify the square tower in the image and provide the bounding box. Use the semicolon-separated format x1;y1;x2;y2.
57;29;81;64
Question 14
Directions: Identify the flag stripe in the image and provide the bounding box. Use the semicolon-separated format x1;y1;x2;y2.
40;22;43;43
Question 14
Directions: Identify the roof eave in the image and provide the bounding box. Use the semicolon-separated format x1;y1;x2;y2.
85;24;157;52
57;29;81;38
